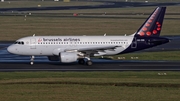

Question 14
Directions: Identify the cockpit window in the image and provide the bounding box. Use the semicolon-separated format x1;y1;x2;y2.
14;41;24;45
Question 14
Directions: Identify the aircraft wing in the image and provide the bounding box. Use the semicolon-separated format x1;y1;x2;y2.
77;45;121;51
64;45;122;54
53;45;122;56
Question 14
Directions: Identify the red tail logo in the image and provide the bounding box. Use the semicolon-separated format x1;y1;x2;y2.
136;7;166;37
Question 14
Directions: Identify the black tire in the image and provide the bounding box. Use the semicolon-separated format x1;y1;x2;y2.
78;59;85;65
86;60;93;66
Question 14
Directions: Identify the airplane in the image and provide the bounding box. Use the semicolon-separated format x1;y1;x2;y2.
7;7;169;66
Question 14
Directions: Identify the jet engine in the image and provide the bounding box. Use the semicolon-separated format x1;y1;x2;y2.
59;52;78;63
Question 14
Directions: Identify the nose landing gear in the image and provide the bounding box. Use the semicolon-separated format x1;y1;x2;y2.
30;56;34;65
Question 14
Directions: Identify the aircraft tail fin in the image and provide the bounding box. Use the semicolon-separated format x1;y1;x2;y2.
134;7;166;37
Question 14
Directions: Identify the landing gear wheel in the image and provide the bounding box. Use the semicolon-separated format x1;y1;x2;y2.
78;59;85;65
30;56;35;65
30;62;34;65
86;60;93;66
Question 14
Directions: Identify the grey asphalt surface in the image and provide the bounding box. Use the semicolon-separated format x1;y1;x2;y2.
0;0;180;11
0;61;180;72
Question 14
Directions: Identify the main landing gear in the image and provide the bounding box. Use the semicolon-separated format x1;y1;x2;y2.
30;56;34;65
86;60;93;66
78;58;93;66
78;59;85;64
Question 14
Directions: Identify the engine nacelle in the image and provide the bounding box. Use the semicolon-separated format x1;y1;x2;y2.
60;52;78;63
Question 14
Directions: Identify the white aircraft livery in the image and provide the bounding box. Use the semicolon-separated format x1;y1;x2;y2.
7;7;169;66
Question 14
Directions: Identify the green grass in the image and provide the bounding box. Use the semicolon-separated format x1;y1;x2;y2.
0;72;180;101
0;84;179;101
0;14;179;41
109;51;180;60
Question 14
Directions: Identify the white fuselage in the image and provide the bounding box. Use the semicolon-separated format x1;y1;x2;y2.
8;36;134;56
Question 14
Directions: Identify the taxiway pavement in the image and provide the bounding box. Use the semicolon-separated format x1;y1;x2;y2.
0;0;180;12
0;60;180;72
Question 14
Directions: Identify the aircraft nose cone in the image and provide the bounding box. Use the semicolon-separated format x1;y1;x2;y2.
7;46;12;53
7;46;14;54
